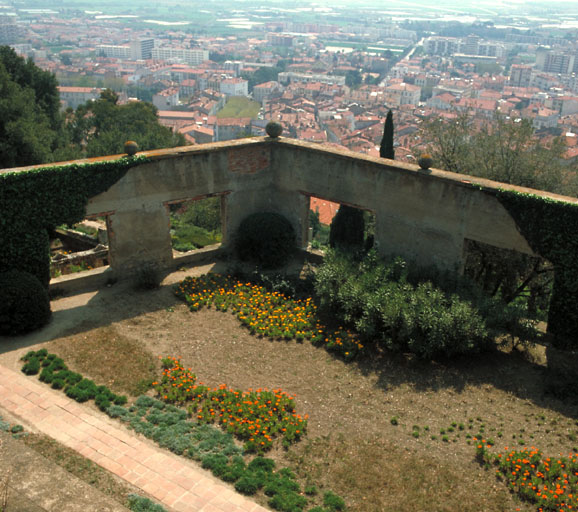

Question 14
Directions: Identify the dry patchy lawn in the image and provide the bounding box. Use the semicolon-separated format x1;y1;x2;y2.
7;271;578;512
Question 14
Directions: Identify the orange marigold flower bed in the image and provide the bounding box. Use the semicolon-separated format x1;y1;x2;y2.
174;273;363;360
155;356;307;453
476;440;578;512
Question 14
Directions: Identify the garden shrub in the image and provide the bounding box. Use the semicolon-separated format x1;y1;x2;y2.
328;205;365;252
323;491;346;511
21;350;127;407
235;474;262;495
126;494;167;512
22;356;41;375
314;250;527;359
220;456;246;482
0;270;51;336
248;456;276;473
235;212;296;269
268;490;308;512
264;474;301;496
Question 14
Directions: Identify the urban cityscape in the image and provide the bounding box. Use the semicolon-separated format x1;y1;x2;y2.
1;0;577;174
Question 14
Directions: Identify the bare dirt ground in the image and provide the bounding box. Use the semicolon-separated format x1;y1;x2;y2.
1;259;577;512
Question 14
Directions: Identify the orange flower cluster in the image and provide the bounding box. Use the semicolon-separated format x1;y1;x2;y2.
154;356;307;453
174;274;363;360
477;440;578;512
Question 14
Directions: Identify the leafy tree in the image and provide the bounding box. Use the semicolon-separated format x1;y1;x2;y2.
100;88;119;105
0;46;60;130
0;46;64;168
345;69;362;89
172;197;221;233
419;112;576;317
475;61;503;76
242;66;281;93
67;92;186;158
380;110;395;159
419;113;574;195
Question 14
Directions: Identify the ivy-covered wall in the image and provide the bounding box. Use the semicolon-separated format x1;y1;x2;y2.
0;156;149;287
497;189;578;350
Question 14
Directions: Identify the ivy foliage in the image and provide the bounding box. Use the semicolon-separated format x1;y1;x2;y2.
496;189;578;349
0;156;149;287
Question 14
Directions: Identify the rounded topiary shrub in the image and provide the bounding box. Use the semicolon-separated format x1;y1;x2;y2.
329;205;365;251
235;212;296;269
0;270;51;336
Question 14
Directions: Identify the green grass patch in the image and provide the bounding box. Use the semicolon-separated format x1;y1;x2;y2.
171;224;220;252
217;97;260;119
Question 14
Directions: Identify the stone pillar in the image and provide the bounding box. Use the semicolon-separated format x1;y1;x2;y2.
107;204;173;274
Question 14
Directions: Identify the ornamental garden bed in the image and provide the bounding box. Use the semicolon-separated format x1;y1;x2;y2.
8;266;578;512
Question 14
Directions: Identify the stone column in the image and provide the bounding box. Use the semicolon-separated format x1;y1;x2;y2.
107;204;173;274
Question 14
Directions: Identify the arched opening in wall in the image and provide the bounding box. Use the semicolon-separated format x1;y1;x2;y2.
463;239;554;324
49;215;110;280
166;195;223;255
307;195;375;253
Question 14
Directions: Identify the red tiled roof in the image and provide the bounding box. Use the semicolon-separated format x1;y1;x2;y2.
310;197;339;225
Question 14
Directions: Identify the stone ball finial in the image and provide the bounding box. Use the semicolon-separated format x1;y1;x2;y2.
418;154;433;170
265;121;283;138
124;140;139;156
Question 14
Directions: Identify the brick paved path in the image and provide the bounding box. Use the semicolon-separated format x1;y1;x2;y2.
0;365;269;512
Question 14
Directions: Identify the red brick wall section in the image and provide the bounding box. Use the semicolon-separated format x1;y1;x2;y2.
227;146;269;174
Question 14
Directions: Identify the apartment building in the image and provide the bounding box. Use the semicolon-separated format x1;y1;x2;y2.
151;48;209;66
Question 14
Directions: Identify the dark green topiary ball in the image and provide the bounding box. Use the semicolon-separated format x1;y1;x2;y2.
265;121;283;138
235;212;295;269
0;270;51;336
124;140;139;156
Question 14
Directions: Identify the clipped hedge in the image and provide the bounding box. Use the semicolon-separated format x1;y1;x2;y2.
0;270;51;335
235;212;295;269
0;156;149;288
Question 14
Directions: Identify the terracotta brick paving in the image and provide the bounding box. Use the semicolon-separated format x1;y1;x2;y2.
0;365;269;512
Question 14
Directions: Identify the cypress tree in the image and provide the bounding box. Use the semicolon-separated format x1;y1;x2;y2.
329;205;365;251
380;110;395;159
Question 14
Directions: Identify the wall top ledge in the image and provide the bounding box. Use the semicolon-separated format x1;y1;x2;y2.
2;136;577;206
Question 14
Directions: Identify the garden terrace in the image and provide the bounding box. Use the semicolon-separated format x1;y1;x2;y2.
2;136;578;342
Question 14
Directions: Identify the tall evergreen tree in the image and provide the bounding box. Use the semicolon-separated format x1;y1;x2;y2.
67;91;186;158
380;110;395;159
329;205;365;251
